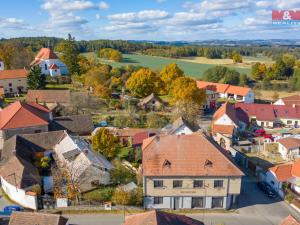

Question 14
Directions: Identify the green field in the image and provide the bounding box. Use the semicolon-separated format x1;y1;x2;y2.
82;52;251;79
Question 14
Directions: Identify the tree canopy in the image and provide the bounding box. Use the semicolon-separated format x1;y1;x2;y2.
27;66;46;90
160;63;184;92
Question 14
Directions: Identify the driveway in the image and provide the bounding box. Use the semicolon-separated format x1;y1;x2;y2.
66;176;300;225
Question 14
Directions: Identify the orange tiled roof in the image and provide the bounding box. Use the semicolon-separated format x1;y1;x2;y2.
31;48;58;66
197;81;251;96
270;164;293;182
280;215;300;225
213;102;239;126
0;101;50;130
0;69;28;80
212;124;235;135
278;138;300;150
142;133;244;177
291;159;300;179
123;210;204;225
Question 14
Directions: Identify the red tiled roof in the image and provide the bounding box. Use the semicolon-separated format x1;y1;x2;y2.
142;133;244;177
270;164;293;182
278;138;300;150
212;124;235;135
280;215;300;225
132;131;150;146
291;159;300;179
213;102;239;126
197;81;251;96
0;69;28;80
50;64;59;69
0;101;50;130
35;48;58;60
123;210;204;225
280;95;300;107
235;103;300;121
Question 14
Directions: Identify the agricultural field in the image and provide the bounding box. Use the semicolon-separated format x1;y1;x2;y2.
82;52;251;79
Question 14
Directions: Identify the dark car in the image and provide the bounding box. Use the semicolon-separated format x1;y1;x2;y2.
257;182;276;198
1;205;24;216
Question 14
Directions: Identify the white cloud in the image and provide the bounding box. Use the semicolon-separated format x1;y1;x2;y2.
156;0;167;3
108;10;170;22
96;14;101;20
99;1;109;10
0;17;27;29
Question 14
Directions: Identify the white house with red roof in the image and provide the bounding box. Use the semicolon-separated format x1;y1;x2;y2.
265;160;300;198
197;81;254;109
31;48;68;76
0;68;28;94
0;101;52;149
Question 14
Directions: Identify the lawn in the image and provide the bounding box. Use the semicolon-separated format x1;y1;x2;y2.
82;52;251;79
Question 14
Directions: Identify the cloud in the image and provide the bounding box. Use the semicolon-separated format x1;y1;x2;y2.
99;1;109;10
0;17;28;29
108;10;170;22
96;14;101;20
156;0;167;3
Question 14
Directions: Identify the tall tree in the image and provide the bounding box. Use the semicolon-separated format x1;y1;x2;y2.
160;63;184;92
27;66;46;89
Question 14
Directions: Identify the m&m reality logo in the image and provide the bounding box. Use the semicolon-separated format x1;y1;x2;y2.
272;10;300;26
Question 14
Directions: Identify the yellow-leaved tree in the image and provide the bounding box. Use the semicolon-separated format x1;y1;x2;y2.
160;63;184;93
126;68;162;97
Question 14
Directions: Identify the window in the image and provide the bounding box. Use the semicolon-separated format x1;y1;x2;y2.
193;180;203;188
214;180;223;188
34;130;42;133
212;197;223;208
287;120;292;125
9;88;13;92
9;83;12;87
173;180;183;188
154;197;163;204
154;180;163;188
192;197;204;208
45;64;48;70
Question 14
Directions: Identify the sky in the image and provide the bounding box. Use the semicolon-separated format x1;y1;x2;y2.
0;0;300;41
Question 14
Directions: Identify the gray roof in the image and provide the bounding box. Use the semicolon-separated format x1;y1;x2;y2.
50;115;94;135
161;117;200;134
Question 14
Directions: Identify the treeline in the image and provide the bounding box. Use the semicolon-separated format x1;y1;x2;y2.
1;37;299;60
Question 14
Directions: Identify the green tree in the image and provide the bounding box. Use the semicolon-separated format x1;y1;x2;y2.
160;63;184;92
27;66;46;89
92;128;120;160
202;66;228;82
126;68;162;97
251;63;266;81
239;74;248;86
111;162;136;184
112;188;131;206
57;34;80;75
222;70;240;85
232;52;243;63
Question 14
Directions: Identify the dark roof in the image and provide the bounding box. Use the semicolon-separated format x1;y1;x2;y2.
9;212;68;225
0;155;41;189
123;210;204;225
162;117;200;134
26;90;71;104
50;115;94;135
139;93;161;106
2;131;66;161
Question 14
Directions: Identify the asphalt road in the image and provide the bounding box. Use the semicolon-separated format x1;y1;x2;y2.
66;176;300;225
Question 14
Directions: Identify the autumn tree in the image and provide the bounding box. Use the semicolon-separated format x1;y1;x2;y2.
232;52;243;63
99;48;122;62
160;63;184;93
27;66;46;90
126;68;162;97
94;84;111;99
92;128;120;160
251;62;266;81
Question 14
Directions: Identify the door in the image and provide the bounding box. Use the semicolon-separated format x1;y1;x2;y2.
174;197;180;210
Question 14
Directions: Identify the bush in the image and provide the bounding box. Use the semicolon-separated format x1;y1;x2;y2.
111;161;136;185
83;186;115;202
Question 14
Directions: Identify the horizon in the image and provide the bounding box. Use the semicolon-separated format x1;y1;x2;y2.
1;0;300;41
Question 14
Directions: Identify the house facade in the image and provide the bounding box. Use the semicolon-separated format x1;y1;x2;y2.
142;134;244;210
197;81;254;108
0;101;52;149
161;117;200;135
31;48;68;76
0;69;28;94
278;137;300;160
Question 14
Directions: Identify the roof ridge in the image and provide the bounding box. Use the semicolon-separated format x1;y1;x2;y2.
0;102;22;129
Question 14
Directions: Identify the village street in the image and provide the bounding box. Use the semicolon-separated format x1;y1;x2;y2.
65;176;300;225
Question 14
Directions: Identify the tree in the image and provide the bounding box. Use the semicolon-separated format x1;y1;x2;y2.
251;63;266;81
203;66;228;82
296;60;300;68
94;84;111;99
160;63;184;92
112;188;131;207
99;48;122;62
232;52;243;63
27;66;46;89
57;34;80;75
222;70;240;85
126;68;162;97
239;74;248;87
92;128;120;160
111;161;136;184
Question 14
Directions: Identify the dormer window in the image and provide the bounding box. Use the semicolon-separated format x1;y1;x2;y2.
204;159;213;168
45;64;47;71
163;159;171;168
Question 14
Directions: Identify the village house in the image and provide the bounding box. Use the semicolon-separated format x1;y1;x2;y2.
278;137;300;160
0;101;52;149
274;94;300;107
26;89;71;110
161;116;200;135
235;103;300;128
142;133;244;210
53;132;113;192
0;68;28;95
31;48;68;76
122;210;204;225
265;159;300;198
211;102;247;149
197;81;254;108
9;211;68;225
138;93;163;111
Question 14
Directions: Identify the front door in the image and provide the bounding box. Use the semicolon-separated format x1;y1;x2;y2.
174;197;180;210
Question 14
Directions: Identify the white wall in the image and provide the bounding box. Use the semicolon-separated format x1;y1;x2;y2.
214;114;237;127
274;99;285;105
1;177;38;210
174;125;194;135
0;78;28;94
38;59;68;76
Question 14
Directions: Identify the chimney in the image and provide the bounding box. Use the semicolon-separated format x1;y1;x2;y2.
293;104;296;108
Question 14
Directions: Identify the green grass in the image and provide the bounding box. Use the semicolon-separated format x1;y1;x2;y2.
82;52;251;79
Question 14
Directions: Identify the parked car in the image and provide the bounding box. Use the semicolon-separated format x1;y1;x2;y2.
263;134;274;141
0;205;24;216
257;182;276;198
253;129;266;137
